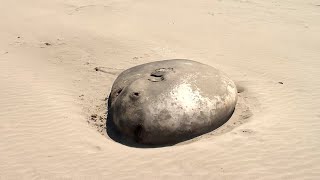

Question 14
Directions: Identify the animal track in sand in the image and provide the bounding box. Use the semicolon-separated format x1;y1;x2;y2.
68;5;112;15
94;67;124;76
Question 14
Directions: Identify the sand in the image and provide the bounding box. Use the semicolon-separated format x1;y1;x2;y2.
0;0;320;179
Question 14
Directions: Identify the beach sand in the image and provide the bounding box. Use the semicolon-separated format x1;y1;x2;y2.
1;0;320;179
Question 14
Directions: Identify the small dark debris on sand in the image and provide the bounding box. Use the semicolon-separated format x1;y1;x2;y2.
91;114;98;120
278;82;284;84
88;113;106;134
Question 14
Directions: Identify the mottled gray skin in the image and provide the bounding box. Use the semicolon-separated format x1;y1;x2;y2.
108;59;237;145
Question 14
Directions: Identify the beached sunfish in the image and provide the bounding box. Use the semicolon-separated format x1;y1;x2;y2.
108;59;237;145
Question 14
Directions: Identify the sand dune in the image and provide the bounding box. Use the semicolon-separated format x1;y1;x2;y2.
1;0;320;179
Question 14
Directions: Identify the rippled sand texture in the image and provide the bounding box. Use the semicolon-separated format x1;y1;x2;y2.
1;0;320;179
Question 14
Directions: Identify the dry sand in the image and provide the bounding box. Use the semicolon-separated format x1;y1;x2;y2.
1;0;320;179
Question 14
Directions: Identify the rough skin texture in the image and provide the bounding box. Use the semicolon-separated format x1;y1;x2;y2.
108;59;237;145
